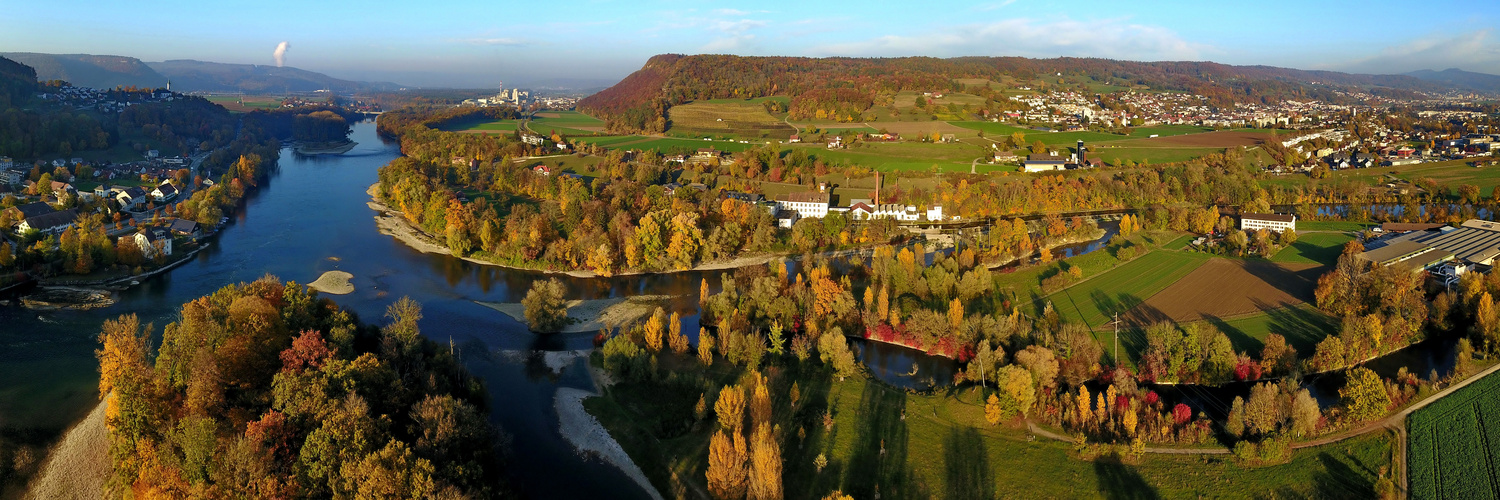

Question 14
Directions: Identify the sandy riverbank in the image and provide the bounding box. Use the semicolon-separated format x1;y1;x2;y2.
476;295;673;334
555;387;663;500
308;270;354;295
367;184;785;278
26;395;110;500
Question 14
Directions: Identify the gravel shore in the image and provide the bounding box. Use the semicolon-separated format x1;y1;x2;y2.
555;387;663;500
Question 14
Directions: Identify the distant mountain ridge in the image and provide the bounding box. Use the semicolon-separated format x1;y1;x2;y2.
147;59;404;93
579;54;1468;133
1405;68;1500;93
0;52;168;89
0;52;403;93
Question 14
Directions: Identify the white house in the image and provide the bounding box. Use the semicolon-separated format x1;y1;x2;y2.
116;187;148;210
1240;213;1296;233
134;227;173;260
773;191;831;219
152;182;179;202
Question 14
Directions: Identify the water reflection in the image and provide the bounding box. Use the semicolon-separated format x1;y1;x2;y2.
851;338;959;391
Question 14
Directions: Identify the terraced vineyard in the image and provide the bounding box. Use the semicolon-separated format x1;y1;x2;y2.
1409;369;1500;499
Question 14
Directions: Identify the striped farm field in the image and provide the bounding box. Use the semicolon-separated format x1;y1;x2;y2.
1408;369;1500;500
1047;250;1211;327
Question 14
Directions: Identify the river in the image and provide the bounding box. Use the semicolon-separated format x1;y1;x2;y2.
0;121;683;498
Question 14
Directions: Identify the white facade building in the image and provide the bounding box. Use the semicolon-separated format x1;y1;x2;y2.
1240;213;1296;233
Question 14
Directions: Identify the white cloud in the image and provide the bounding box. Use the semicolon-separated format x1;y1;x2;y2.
807;17;1206;61
1339;29;1500;75
714;19;768;34
714;8;749;16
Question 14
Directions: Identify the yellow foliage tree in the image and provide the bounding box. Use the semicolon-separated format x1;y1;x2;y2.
715;385;745;431
748;425;783;500
698;333;716;366
948;297;964;330
97;314;149;399
1122;402;1138;437
751;375;772;430
985;393;1002;426
706;430;748;500
669;311;689;354
644;307;665;352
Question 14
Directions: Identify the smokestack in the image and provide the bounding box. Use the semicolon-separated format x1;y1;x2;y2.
273;41;290;67
875;172;881;205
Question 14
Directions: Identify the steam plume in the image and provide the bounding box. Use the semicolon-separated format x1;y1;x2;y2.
273;41;290;67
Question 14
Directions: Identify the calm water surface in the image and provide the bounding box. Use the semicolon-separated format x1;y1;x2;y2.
0;121;680;498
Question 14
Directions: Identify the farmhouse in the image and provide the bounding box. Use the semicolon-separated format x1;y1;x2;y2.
1239;213;1296;233
7;201;55;222
1023;154;1068;172
773;191;831;220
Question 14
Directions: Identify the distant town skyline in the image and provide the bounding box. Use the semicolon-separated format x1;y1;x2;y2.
2;0;1498;88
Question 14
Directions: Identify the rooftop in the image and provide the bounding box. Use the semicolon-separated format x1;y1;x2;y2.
1241;213;1296;223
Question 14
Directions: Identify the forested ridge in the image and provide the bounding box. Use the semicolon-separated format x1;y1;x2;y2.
579;54;1443;133
97;278;505;497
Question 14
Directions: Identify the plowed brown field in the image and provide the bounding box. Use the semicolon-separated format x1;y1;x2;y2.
1123;259;1324;325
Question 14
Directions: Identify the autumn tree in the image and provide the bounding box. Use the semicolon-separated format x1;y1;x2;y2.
715;385;745;431
1340;367;1390;422
668;311;689;354
644;307;666;352
707;430;748;500
522;278;568;332
747;425;783;500
817;327;859;380
985;393;1002;426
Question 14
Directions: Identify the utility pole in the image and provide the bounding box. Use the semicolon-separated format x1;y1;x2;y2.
1111;313;1121;367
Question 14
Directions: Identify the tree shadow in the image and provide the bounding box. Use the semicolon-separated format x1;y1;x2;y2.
1268;452;1377;499
1203;314;1259;354
1252;298;1339;356
1240;259;1318;302
1093;453;1160;500
844;382;923;499
942;427;992;500
783;366;842;500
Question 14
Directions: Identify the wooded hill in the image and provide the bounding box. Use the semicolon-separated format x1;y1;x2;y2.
1;52;168;90
579;54;1452;134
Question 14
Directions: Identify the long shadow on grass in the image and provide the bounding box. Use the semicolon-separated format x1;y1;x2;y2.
843;383;921;499
1202;314;1260;354
1252;299;1338;356
1240;259;1320;301
941;427;992;500
1268;452;1376;499
785;366;840;500
1093;453;1160;500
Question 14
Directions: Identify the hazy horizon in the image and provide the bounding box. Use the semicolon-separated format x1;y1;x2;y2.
3;0;1498;89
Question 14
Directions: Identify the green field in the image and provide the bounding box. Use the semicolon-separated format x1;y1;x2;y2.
948;122;1133;147
1209;304;1338;356
590;366;1394;499
1088;146;1222;166
572;136;762;154
1409;368;1500;500
1272;232;1355;266
668;100;796;139
1047;250;1212;327
1163;234;1196;250
443;111;605;137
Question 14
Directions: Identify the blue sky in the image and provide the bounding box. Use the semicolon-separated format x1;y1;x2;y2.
2;0;1498;88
